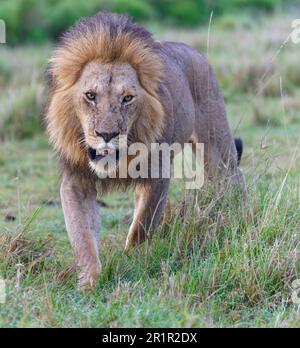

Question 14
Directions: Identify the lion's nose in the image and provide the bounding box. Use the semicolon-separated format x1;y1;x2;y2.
95;131;120;142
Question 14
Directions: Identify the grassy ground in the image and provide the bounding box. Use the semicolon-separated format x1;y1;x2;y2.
0;14;300;327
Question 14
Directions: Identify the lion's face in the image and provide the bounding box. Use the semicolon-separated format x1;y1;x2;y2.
73;61;142;175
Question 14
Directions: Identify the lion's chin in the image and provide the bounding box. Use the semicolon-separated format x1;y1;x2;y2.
89;162;118;179
88;147;125;179
89;159;119;178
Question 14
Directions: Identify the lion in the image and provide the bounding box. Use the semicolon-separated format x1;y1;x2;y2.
45;12;245;290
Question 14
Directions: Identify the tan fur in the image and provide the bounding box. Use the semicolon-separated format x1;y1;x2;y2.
46;13;164;168
45;13;245;290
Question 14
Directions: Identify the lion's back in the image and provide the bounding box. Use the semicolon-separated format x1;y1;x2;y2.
156;40;218;104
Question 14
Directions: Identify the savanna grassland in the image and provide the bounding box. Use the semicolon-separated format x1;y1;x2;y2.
0;13;300;327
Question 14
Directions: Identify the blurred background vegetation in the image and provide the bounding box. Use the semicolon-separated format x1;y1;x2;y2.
0;0;300;139
1;1;300;327
0;0;298;139
0;0;293;44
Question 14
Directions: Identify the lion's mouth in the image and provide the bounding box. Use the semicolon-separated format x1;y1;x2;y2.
87;147;120;162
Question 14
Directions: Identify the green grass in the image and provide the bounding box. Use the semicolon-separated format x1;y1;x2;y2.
0;14;300;327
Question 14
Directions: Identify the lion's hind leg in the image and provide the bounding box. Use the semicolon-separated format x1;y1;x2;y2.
191;129;246;197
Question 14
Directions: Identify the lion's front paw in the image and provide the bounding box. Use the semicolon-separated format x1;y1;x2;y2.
77;262;101;291
124;230;147;253
124;234;138;252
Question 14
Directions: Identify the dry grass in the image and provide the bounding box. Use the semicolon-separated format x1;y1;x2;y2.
0;13;300;327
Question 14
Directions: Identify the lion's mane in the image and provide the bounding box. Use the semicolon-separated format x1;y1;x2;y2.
45;12;165;170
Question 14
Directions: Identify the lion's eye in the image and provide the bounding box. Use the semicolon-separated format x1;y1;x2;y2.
122;95;134;104
85;91;96;101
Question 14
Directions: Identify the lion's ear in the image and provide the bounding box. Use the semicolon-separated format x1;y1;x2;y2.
46;88;86;167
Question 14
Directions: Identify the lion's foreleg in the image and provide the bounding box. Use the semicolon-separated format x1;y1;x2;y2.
60;172;101;290
125;179;170;251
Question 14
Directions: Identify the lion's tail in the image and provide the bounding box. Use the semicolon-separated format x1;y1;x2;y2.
234;137;243;166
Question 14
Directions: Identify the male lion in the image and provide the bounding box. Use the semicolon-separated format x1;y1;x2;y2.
45;12;245;290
